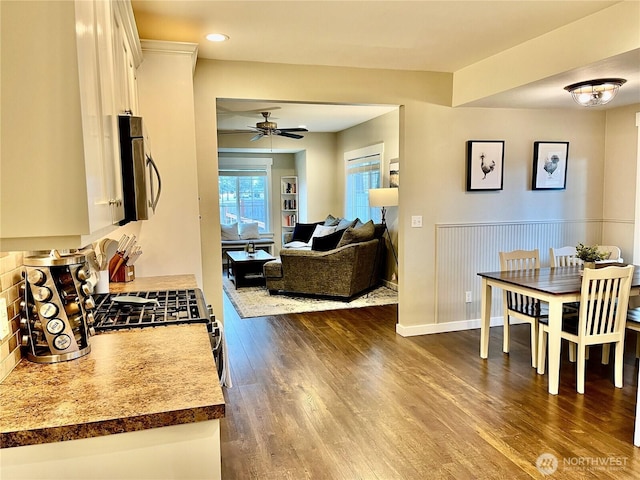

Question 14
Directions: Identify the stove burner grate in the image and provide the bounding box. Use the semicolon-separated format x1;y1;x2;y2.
92;289;210;332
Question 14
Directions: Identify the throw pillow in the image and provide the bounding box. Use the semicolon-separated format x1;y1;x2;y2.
239;222;260;239
337;220;375;248
336;217;358;231
306;224;337;246
311;229;344;251
221;222;240;240
291;222;321;243
323;214;340;226
283;241;310;249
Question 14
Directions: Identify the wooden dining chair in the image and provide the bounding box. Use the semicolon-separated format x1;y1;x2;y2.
549;246;582;267
499;249;545;368
537;265;634;394
626;308;640;358
597;245;623;263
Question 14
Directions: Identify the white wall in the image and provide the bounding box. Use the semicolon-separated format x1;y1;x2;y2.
113;44;203;286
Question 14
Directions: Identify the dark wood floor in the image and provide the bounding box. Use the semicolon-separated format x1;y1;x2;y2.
220;294;640;479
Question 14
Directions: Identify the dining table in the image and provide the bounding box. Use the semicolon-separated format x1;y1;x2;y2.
478;265;640;395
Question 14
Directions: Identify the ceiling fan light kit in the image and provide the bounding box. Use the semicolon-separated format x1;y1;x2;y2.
564;78;626;107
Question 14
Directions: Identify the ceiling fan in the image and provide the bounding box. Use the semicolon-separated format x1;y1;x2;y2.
218;111;308;141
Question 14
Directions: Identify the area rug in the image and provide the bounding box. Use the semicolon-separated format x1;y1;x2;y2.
222;276;398;318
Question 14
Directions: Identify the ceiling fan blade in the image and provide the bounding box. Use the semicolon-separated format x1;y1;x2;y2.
217;129;256;135
277;132;305;139
278;127;308;132
250;133;265;141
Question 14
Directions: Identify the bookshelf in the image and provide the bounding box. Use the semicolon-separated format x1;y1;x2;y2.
280;176;298;243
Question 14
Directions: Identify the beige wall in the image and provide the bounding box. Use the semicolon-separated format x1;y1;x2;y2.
193;58;638;333
113;46;204;286
602;104;639;259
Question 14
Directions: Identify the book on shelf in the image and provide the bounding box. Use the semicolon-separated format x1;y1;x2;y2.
282;199;297;210
283;213;297;227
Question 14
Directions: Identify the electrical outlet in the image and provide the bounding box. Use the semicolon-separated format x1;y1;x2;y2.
411;216;423;228
465;291;472;303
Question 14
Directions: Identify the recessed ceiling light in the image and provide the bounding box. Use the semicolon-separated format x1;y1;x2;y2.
206;33;229;42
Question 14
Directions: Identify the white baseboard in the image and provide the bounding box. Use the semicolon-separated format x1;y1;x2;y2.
395;317;527;337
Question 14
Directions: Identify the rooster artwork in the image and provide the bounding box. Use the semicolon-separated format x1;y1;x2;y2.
480;153;495;179
543;154;560;178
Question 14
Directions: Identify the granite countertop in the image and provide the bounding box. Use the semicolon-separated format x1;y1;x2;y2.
108;274;198;293
0;323;224;448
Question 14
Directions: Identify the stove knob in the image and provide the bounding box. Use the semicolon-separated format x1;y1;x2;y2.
33;286;53;302
39;302;58;319
84;296;96;310
27;269;46;285
80;282;93;296
76;267;90;282
21;334;30;347
88;326;96;336
85;312;95;326
20;317;29;330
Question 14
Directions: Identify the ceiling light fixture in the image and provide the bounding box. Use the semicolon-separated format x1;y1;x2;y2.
206;33;229;42
564;78;626;107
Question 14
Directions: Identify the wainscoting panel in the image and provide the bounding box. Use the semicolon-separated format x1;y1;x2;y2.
435;220;603;325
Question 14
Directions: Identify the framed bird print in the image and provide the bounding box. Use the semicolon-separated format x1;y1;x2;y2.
466;140;504;191
532;141;568;190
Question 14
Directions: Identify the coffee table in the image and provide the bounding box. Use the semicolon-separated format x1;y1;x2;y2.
226;250;276;289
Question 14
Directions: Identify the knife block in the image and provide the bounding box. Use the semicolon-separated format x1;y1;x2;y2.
111;265;135;283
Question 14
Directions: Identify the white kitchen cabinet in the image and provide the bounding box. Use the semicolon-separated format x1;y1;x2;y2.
0;0;141;252
113;0;143;116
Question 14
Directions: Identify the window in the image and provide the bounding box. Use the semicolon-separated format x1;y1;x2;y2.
219;158;272;232
344;144;383;222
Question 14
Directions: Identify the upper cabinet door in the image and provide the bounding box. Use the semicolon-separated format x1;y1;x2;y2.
0;0;141;251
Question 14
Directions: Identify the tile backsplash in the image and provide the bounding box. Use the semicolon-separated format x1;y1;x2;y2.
1;252;24;381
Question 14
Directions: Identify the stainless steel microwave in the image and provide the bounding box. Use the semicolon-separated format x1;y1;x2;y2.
118;115;161;224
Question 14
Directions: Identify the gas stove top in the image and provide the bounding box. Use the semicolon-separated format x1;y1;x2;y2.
92;289;211;332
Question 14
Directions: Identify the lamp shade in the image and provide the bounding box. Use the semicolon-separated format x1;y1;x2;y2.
368;187;398;207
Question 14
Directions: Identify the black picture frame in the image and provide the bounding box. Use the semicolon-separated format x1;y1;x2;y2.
532;141;569;190
466;140;504;191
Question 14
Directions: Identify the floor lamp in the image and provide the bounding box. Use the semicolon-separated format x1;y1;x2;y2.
368;187;399;266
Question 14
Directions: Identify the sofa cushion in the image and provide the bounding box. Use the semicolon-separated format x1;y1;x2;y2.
221;222;240;240
337;220;375;247
291;222;321;242
239;222;260;239
263;259;282;278
311;229;344;251
307;224;337;246
323;214;340;226
336;217;358;231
